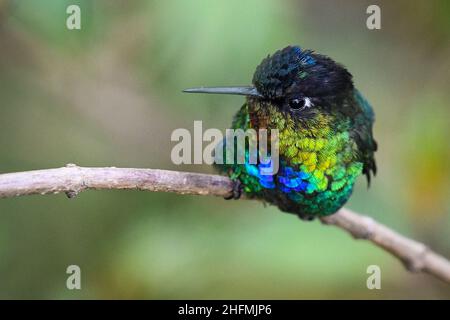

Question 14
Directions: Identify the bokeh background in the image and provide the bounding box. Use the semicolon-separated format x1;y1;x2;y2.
0;0;449;299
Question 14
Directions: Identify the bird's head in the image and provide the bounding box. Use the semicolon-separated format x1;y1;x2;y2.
184;45;355;123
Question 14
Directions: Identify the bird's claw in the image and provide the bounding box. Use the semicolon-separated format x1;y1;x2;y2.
224;180;243;200
298;213;315;221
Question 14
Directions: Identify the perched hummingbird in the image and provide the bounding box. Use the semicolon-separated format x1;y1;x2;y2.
184;46;377;220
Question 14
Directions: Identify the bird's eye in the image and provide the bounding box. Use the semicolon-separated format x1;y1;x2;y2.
289;97;313;110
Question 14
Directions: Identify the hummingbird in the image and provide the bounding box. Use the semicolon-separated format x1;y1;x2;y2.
184;45;377;220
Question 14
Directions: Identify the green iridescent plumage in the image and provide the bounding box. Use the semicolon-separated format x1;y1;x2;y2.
220;90;368;217
187;45;377;219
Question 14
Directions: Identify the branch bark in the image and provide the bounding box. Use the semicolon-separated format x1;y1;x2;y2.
0;164;449;284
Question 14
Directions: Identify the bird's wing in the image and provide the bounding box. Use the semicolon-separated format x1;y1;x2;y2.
352;89;377;185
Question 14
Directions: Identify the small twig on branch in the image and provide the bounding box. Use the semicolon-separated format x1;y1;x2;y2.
0;164;449;284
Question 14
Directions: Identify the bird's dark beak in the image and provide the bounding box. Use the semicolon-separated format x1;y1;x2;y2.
183;86;262;97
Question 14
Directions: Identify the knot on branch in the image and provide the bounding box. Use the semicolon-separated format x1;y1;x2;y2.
64;164;85;198
65;190;79;199
355;216;376;239
403;244;430;272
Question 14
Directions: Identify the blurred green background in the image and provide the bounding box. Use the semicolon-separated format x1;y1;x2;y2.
0;0;449;299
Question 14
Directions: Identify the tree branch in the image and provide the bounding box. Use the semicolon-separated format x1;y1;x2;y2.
0;164;449;284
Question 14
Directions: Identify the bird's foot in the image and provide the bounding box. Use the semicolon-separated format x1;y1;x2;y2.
298;213;316;221
224;179;243;200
